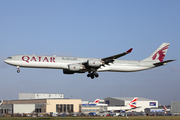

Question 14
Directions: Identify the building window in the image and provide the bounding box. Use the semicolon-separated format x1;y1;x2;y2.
60;104;63;112
56;104;60;113
79;104;81;112
35;109;41;113
105;100;110;105
56;104;74;113
71;104;74;112
67;104;70;112
64;104;66;112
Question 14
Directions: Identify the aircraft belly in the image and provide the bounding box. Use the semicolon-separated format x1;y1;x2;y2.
98;64;151;72
112;66;151;72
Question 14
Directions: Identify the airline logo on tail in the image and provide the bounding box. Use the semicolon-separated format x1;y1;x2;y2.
129;97;138;108
152;45;169;62
163;105;167;111
94;99;100;103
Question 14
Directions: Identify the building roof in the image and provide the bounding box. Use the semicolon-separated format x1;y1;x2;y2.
105;97;157;101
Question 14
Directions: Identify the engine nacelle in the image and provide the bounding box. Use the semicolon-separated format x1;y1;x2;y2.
68;64;85;71
87;59;103;67
63;69;74;74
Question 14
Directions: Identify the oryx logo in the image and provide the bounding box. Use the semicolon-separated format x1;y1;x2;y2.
152;45;169;62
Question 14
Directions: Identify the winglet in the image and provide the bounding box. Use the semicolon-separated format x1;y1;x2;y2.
126;48;133;53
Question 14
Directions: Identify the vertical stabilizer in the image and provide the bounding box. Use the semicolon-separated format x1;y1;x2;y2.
142;43;170;62
163;105;167;111
94;99;100;104
128;97;138;108
0;100;3;106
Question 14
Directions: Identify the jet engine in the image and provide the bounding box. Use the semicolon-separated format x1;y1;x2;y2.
68;64;85;71
87;59;104;67
63;69;75;74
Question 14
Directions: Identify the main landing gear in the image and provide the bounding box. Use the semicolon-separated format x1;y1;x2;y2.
17;66;20;73
87;71;99;79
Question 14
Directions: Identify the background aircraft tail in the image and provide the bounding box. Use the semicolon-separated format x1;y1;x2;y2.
0;100;3;106
163;105;167;111
142;43;170;62
94;99;100;103
128;97;138;108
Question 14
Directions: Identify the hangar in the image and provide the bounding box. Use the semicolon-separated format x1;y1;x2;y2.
104;97;158;112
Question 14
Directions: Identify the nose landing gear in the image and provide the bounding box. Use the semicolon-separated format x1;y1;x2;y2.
17;66;20;73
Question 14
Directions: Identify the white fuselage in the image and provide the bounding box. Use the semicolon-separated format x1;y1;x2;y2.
4;55;156;72
108;106;140;112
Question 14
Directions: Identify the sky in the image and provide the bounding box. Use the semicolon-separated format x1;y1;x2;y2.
0;0;180;105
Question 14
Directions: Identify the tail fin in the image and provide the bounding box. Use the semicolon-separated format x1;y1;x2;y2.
142;43;170;62
163;105;167;111
94;99;100;104
128;97;138;108
0;100;3;106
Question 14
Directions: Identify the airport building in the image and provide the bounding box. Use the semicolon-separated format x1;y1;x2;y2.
0;93;161;114
81;100;108;113
170;101;180;115
0;93;81;114
104;97;158;112
0;99;81;114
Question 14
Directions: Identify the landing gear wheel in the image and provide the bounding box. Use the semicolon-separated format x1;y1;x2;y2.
87;74;91;77
91;74;94;79
87;71;99;79
17;66;20;73
94;72;99;78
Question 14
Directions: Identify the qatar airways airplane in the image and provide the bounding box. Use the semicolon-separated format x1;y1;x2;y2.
4;43;175;79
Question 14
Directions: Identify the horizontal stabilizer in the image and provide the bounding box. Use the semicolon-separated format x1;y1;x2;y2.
153;60;176;66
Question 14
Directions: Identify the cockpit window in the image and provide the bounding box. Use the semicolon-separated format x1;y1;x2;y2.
7;57;12;59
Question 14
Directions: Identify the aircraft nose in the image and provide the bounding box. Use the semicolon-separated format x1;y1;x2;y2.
4;59;7;63
4;59;9;64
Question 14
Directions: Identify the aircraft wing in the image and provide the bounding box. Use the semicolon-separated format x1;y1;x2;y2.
153;59;176;67
101;48;133;64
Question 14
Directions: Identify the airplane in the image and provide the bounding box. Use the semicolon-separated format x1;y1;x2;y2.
4;43;175;79
163;105;170;112
88;99;100;104
108;97;140;112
